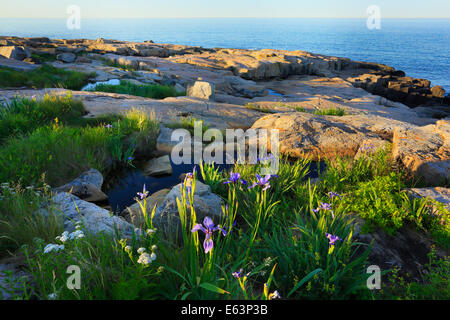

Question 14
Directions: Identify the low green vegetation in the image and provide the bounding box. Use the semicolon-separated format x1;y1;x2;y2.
276;102;346;116
2;145;446;300
31;52;57;63
0;64;94;90
0;93;85;142
89;80;184;99
245;103;277;114
0;94;159;187
313;107;346;116
166;116;210;135
101;58;137;72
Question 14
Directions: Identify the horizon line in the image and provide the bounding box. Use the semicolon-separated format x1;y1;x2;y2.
2;16;450;19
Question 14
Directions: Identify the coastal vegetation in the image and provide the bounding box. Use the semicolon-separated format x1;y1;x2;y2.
0;65;94;90
88;80;185;99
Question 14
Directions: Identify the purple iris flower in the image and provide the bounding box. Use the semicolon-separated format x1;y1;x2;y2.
248;174;271;191
105;124;113;129
137;185;149;200
232;269;250;279
191;216;227;253
224;172;247;185
258;153;275;163
185;166;196;180
313;202;334;218
326;233;342;247
327;191;341;200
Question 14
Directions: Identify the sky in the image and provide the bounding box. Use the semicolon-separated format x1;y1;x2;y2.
1;0;450;19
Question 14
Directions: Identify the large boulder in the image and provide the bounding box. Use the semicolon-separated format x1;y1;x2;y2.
0;263;30;300
187;81;216;100
152;181;223;239
392;120;450;186
250;112;383;160
51;192;134;237
407;187;450;213
144;155;173;176
0;46;30;61
52;168;107;202
56;52;76;63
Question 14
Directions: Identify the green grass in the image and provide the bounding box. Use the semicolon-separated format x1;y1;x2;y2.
166;116;210;136
0;182;63;258
0;95;159;187
0;93;86;143
31;52;56;63
313;107;346;116
101;58;137;72
89;80;184;99
0;64;95;90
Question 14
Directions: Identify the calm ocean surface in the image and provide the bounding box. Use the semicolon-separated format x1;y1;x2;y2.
1;18;449;92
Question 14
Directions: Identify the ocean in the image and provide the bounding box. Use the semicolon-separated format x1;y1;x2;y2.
1;18;449;92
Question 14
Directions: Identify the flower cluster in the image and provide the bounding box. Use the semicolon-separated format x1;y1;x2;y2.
43;223;85;253
359;143;375;155
43;243;64;254
136;245;158;266
192;216;227;253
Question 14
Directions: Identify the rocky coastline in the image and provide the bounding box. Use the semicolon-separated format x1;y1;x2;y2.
0;36;448;185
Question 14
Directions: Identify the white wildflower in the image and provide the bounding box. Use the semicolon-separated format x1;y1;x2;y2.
43;244;64;254
124;245;132;252
69;230;85;240
137;253;152;265
137;247;146;254
48;293;57;300
150;252;157;261
151;245;157;251
59;231;69;242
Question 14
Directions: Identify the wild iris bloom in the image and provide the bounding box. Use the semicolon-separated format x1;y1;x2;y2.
326;233;342;248
313;202;335;219
327;191;341;200
105;124;113;129
185;166;196;180
232;269;250;279
191;216;227;253
248;174;272;191
137;185;149;200
224;172;247;185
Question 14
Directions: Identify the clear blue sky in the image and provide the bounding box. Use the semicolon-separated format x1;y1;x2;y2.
1;0;450;18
